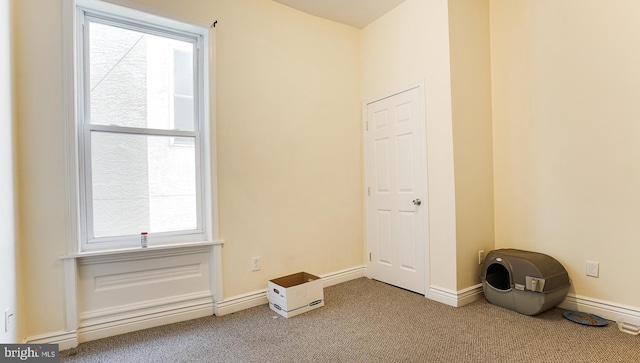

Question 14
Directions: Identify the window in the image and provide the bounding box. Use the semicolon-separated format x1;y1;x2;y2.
75;1;212;252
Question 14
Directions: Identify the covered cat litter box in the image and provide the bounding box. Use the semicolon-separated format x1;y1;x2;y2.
481;249;570;315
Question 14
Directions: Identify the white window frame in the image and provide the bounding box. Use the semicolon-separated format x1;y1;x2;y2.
70;0;214;253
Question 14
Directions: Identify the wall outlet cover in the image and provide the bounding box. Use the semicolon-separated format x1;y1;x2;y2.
586;260;599;277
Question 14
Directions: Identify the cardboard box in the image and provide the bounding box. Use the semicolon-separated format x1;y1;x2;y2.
268;272;324;318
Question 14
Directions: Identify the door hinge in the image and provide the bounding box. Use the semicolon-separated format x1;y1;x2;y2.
369;252;372;262
367;187;371;196
366;121;369;131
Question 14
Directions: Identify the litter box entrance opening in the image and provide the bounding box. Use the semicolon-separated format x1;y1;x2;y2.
485;263;511;291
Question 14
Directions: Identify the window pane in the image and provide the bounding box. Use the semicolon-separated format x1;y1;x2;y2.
88;20;195;131
174;95;194;132
173;50;193;96
90;131;197;238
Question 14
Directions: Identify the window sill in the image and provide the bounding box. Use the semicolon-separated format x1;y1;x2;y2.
60;240;224;264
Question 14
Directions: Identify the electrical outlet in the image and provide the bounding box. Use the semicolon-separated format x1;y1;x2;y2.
478;250;485;265
586;260;599;277
252;257;261;271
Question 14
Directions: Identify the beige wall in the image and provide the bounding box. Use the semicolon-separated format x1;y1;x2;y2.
491;0;640;307
448;0;494;288
14;0;69;339
15;0;363;338
210;0;363;296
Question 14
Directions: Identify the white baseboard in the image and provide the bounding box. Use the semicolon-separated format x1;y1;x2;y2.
466;287;640;333
215;289;268;317
320;265;367;287
457;284;484;306
78;295;214;343
558;293;640;331
24;330;79;351
427;284;483;307
216;265;367;317
26;292;214;349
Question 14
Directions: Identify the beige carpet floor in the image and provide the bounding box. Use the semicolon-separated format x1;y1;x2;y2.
60;277;640;362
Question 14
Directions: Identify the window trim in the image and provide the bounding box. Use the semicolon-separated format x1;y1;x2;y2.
69;0;215;253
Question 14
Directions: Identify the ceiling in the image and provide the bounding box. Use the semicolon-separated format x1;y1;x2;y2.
273;0;407;29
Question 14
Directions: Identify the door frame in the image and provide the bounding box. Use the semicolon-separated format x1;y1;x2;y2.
362;80;430;294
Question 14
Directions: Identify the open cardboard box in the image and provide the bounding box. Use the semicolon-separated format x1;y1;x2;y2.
268;272;324;318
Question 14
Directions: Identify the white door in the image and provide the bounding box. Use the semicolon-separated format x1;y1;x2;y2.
365;85;428;294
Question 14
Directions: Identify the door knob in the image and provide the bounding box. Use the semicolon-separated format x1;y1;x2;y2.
412;198;422;206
